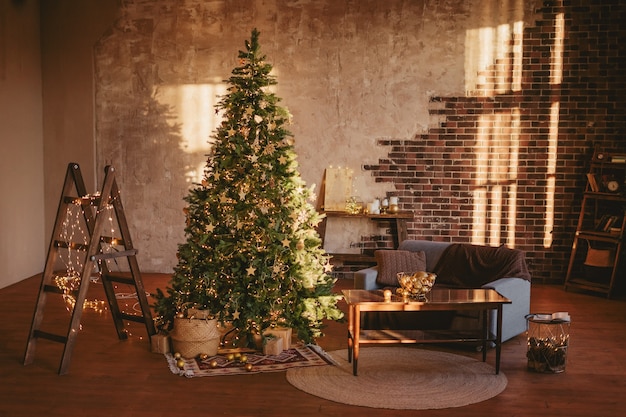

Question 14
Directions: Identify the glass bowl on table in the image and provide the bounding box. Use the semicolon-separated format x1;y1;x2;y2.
396;271;437;301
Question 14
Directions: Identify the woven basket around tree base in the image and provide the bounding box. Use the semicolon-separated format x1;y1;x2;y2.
171;317;220;358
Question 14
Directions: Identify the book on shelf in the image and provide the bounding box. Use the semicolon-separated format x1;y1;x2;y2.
595;215;621;232
586;173;601;192
605;216;621;231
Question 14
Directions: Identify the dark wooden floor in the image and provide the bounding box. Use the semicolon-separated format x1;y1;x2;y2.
1;273;625;417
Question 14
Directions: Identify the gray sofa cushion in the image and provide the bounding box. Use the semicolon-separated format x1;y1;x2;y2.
374;250;427;287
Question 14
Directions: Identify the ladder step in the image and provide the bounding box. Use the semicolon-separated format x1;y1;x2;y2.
120;312;148;324
63;195;102;205
34;330;68;344
54;240;89;251
102;274;135;285
43;284;67;295
91;249;138;261
62;196;81;204
100;236;126;246
44;284;79;298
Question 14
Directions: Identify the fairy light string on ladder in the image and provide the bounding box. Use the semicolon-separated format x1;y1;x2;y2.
54;194;106;314
55;190;148;339
97;191;147;340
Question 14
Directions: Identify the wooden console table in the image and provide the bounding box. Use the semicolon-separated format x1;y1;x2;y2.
317;211;413;263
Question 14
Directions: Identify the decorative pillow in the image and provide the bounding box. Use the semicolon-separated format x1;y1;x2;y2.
375;250;427;287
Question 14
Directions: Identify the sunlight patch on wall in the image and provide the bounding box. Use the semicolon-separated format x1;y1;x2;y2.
472;116;492;246
543;13;565;248
464;1;525;96
544;102;559;248
472;111;520;248
466;1;528;246
550;13;564;86
156;82;227;183
511;21;524;91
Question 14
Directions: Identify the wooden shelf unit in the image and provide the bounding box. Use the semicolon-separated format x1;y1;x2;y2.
564;150;626;298
317;211;413;263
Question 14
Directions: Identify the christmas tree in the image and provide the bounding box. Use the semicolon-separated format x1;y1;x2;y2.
154;29;343;349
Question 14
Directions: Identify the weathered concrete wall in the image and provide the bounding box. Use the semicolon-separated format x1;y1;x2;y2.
94;0;536;273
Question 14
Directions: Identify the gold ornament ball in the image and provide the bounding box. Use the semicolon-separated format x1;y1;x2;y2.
173;352;182;359
176;358;185;369
209;359;218;368
226;353;235;361
244;363;253;372
199;353;209;360
240;354;248;363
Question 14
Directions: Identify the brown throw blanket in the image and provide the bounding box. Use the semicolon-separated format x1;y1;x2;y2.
433;244;531;288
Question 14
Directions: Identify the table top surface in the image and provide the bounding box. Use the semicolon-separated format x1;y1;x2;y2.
342;288;511;309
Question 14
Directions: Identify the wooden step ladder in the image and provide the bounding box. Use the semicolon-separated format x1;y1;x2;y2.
23;163;156;374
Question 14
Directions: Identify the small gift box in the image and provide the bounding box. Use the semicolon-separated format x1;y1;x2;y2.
263;337;284;356
151;332;171;354
263;326;292;350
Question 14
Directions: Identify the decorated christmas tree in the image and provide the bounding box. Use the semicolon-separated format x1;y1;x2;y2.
154;29;343;349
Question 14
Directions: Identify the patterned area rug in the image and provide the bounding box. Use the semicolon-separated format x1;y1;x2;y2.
166;344;335;377
286;347;508;409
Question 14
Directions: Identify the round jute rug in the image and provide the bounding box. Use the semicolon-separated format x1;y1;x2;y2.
285;347;507;410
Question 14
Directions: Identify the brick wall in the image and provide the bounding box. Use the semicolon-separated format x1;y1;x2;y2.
363;0;626;283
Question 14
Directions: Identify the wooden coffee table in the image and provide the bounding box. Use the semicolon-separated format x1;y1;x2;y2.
342;289;511;375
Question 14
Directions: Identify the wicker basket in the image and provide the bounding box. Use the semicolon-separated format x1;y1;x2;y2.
170;317;220;358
